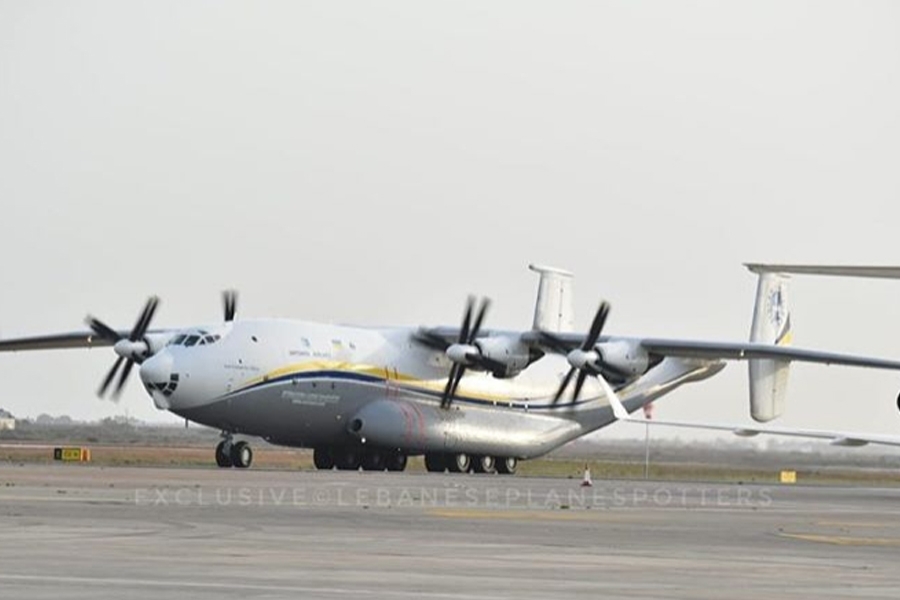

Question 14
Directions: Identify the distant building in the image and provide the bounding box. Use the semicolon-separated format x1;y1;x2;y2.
0;408;15;431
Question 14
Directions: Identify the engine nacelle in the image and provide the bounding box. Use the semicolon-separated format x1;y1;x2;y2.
594;340;650;376
473;336;533;378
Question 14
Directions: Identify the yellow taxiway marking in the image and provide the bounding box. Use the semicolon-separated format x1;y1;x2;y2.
778;532;900;547
815;521;895;529
427;508;633;522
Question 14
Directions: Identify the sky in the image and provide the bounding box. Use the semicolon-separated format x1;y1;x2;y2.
1;1;899;442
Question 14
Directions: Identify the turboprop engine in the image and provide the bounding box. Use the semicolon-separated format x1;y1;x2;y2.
447;336;535;378
585;340;650;378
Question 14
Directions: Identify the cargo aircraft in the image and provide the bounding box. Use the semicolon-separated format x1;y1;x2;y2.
2;264;899;474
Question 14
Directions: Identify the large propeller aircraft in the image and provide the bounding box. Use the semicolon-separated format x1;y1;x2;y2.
2;264;900;474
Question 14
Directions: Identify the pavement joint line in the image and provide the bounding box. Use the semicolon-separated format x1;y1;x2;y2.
0;573;505;598
777;532;900;546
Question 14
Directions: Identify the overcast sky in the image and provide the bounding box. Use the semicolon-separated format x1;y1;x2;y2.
1;1;899;442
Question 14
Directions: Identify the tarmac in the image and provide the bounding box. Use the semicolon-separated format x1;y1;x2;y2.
1;464;899;599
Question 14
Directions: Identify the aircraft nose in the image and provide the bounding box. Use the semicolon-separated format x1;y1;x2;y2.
139;352;179;408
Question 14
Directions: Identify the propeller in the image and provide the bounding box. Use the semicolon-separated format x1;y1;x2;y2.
223;290;238;322
86;296;160;399
440;296;491;410
547;301;630;404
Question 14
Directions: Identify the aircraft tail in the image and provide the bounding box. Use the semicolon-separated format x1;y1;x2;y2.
747;268;792;422
529;264;574;333
745;263;900;422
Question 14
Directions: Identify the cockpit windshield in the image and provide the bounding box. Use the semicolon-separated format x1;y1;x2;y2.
167;330;221;347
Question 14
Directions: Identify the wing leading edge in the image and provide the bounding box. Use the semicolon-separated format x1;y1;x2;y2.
0;331;115;352
637;338;900;371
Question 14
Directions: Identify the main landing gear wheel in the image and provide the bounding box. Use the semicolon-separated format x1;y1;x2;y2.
496;457;518;475
361;449;387;471
313;446;335;470
386;451;408;472
424;453;446;473
447;452;471;473
472;455;496;474
334;447;362;471
231;441;253;469
215;441;232;468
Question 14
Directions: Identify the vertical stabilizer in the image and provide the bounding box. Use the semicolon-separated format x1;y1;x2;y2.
529;264;575;333
747;268;792;422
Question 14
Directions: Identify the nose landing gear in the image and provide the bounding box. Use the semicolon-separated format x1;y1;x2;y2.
214;434;253;469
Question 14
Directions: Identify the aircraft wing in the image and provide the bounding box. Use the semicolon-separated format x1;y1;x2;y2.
419;327;900;370
636;338;900;370
513;331;900;371
0;331;116;352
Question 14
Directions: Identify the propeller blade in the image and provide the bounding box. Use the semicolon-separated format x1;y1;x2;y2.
93;296;160;399
552;367;576;404
223;290;238;322
130;296;160;341
458;296;474;344
583;302;610;350
468;298;490;343
441;364;460;409
98;355;124;397
441;295;490;410
85;317;121;343
595;373;629;420
414;330;450;351
571;370;589;403
539;331;571;355
113;358;135;398
448;365;466;406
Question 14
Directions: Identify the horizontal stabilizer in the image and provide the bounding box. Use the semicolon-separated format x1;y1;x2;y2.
745;264;900;279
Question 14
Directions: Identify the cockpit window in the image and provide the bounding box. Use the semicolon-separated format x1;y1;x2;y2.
168;331;222;347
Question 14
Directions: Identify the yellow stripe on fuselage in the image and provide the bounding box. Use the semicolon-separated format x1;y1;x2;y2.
236;360;523;403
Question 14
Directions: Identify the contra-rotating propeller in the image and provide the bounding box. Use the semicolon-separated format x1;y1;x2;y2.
544;301;631;404
440;296;492;410
86;296;160;399
223;290;238;322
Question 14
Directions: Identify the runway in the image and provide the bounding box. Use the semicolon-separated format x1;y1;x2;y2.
1;464;899;599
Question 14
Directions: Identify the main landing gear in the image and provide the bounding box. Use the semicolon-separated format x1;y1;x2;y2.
313;446;408;472
424;452;518;475
215;435;253;469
